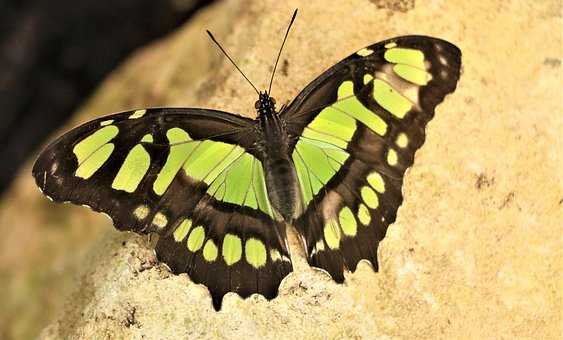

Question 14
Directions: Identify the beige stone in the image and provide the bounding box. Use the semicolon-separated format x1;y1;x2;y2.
0;0;561;339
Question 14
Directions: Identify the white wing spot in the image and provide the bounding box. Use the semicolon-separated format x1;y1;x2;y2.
387;149;398;166
133;205;149;220
438;55;448;66
100;120;114;126
385;42;397;49
129;109;147;119
270;249;282;262
152;212;168;229
357;48;373;57
315;239;325;254
396;133;409;148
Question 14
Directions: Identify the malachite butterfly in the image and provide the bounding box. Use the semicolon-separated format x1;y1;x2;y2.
33;10;461;310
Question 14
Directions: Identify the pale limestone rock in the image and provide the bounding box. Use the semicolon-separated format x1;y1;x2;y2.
0;0;561;339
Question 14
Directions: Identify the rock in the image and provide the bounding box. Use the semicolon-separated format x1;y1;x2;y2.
1;0;561;339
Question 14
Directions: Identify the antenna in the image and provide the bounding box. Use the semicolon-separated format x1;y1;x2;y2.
268;9;298;95
206;30;260;95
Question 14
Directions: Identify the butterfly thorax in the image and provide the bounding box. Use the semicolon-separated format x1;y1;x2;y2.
256;93;302;222
255;92;277;117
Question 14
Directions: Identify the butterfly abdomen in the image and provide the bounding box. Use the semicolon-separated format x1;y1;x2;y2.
263;157;301;222
258;113;302;222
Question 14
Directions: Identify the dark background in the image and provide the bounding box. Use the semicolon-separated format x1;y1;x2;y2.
0;0;213;197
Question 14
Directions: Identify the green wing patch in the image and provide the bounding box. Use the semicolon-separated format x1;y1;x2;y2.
292;138;350;205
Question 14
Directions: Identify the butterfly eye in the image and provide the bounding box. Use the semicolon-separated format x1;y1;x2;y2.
271;98;276;105
255;100;260;109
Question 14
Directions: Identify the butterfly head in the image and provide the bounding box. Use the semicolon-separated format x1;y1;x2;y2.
255;91;277;116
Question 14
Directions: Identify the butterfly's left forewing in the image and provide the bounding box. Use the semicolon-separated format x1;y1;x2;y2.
283;36;461;281
33;108;292;310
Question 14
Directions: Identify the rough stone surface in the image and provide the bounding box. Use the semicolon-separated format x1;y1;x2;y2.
1;0;561;339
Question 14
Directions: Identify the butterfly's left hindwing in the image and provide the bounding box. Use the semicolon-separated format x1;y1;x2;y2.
282;36;461;281
33;108;293;310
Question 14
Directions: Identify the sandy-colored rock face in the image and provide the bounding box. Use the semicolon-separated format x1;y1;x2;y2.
0;0;561;339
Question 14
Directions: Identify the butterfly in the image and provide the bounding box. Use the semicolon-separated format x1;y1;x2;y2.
32;10;461;310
